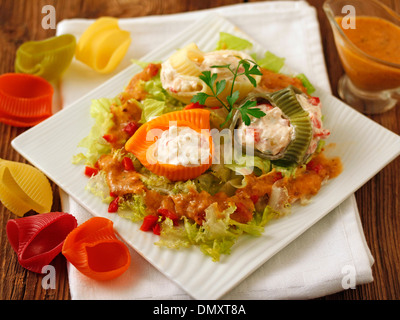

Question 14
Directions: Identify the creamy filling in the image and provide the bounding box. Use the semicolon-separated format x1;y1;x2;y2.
154;125;211;166
237;104;294;156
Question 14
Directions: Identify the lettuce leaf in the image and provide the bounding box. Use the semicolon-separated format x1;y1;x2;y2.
216;32;253;51
256;51;286;73
140;98;166;123
139;74;185;123
156;201;276;262
296;73;316;95
117;194;147;222
85;170;113;204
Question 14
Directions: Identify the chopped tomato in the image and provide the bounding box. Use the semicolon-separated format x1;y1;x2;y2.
152;223;161;235
273;172;283;182
158;208;179;225
231;202;253;224
103;134;116;143
84;166;99;177
253;128;261;143
108;196;120;213
122;157;135;171
309;97;320;106
184;102;205;110
123;122;138;136
306;160;324;174
146;63;160;77
140;215;159;231
250;195;259;204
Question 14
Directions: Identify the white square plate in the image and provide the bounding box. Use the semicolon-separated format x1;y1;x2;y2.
12;15;400;299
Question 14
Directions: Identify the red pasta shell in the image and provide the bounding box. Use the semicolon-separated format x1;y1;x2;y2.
6;212;77;273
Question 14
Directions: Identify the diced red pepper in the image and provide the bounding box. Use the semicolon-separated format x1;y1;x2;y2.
184;102;205;110
250;195;259;204
273;172;283;182
231;202;253;224
253;129;261;143
84;166;99;177
309;96;320;106
140;215;159;231
152;223;161;235
108;197;120;213
306;160;324;174
109;191;117;198
122;157;135;171
103;134;116;143
146;63;160;77
123;122;138;136
157;208;179;226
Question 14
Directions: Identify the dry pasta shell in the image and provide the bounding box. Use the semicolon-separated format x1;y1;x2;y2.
0;159;53;217
62;217;131;281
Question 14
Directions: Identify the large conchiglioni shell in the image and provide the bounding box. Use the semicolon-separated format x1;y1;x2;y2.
162;45;261;107
15;34;76;81
6;212;77;273
75;17;131;74
230;86;313;166
62;217;131;281
125;109;213;181
168;43;204;77
0;159;53;216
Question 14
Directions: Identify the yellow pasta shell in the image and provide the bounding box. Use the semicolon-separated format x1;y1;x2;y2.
0;159;53;216
75;17;131;74
168;43;204;77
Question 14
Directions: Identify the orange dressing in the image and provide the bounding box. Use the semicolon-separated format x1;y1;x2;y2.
335;16;400;91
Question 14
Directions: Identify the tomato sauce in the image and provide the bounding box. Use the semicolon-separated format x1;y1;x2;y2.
259;68;307;94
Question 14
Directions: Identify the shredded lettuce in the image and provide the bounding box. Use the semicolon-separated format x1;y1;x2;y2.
140;98;166;123
156;202;278;262
216;32;253;51
85;170;113;204
117;194;147;222
72;97;119;166
256;51;286;73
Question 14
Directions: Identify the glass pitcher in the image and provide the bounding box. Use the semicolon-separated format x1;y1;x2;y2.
323;0;400;114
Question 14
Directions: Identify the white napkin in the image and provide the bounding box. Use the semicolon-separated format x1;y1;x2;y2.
56;1;374;300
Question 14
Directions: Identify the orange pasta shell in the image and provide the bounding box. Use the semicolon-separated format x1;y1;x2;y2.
62;217;131;281
125;109;213;181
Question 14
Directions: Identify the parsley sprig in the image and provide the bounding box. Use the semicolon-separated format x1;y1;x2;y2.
191;59;265;126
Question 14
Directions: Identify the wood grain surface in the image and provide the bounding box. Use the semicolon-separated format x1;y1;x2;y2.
1;0;399;300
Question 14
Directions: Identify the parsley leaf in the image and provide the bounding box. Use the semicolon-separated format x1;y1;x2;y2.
191;58;265;126
238;100;265;125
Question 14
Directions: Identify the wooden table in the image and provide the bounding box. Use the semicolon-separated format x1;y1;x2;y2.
1;0;399;300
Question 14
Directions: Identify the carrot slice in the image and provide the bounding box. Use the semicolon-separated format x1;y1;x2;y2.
125;109;213;181
62;217;131;281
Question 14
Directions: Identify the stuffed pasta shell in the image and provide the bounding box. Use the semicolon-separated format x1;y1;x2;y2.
160;43;261;106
